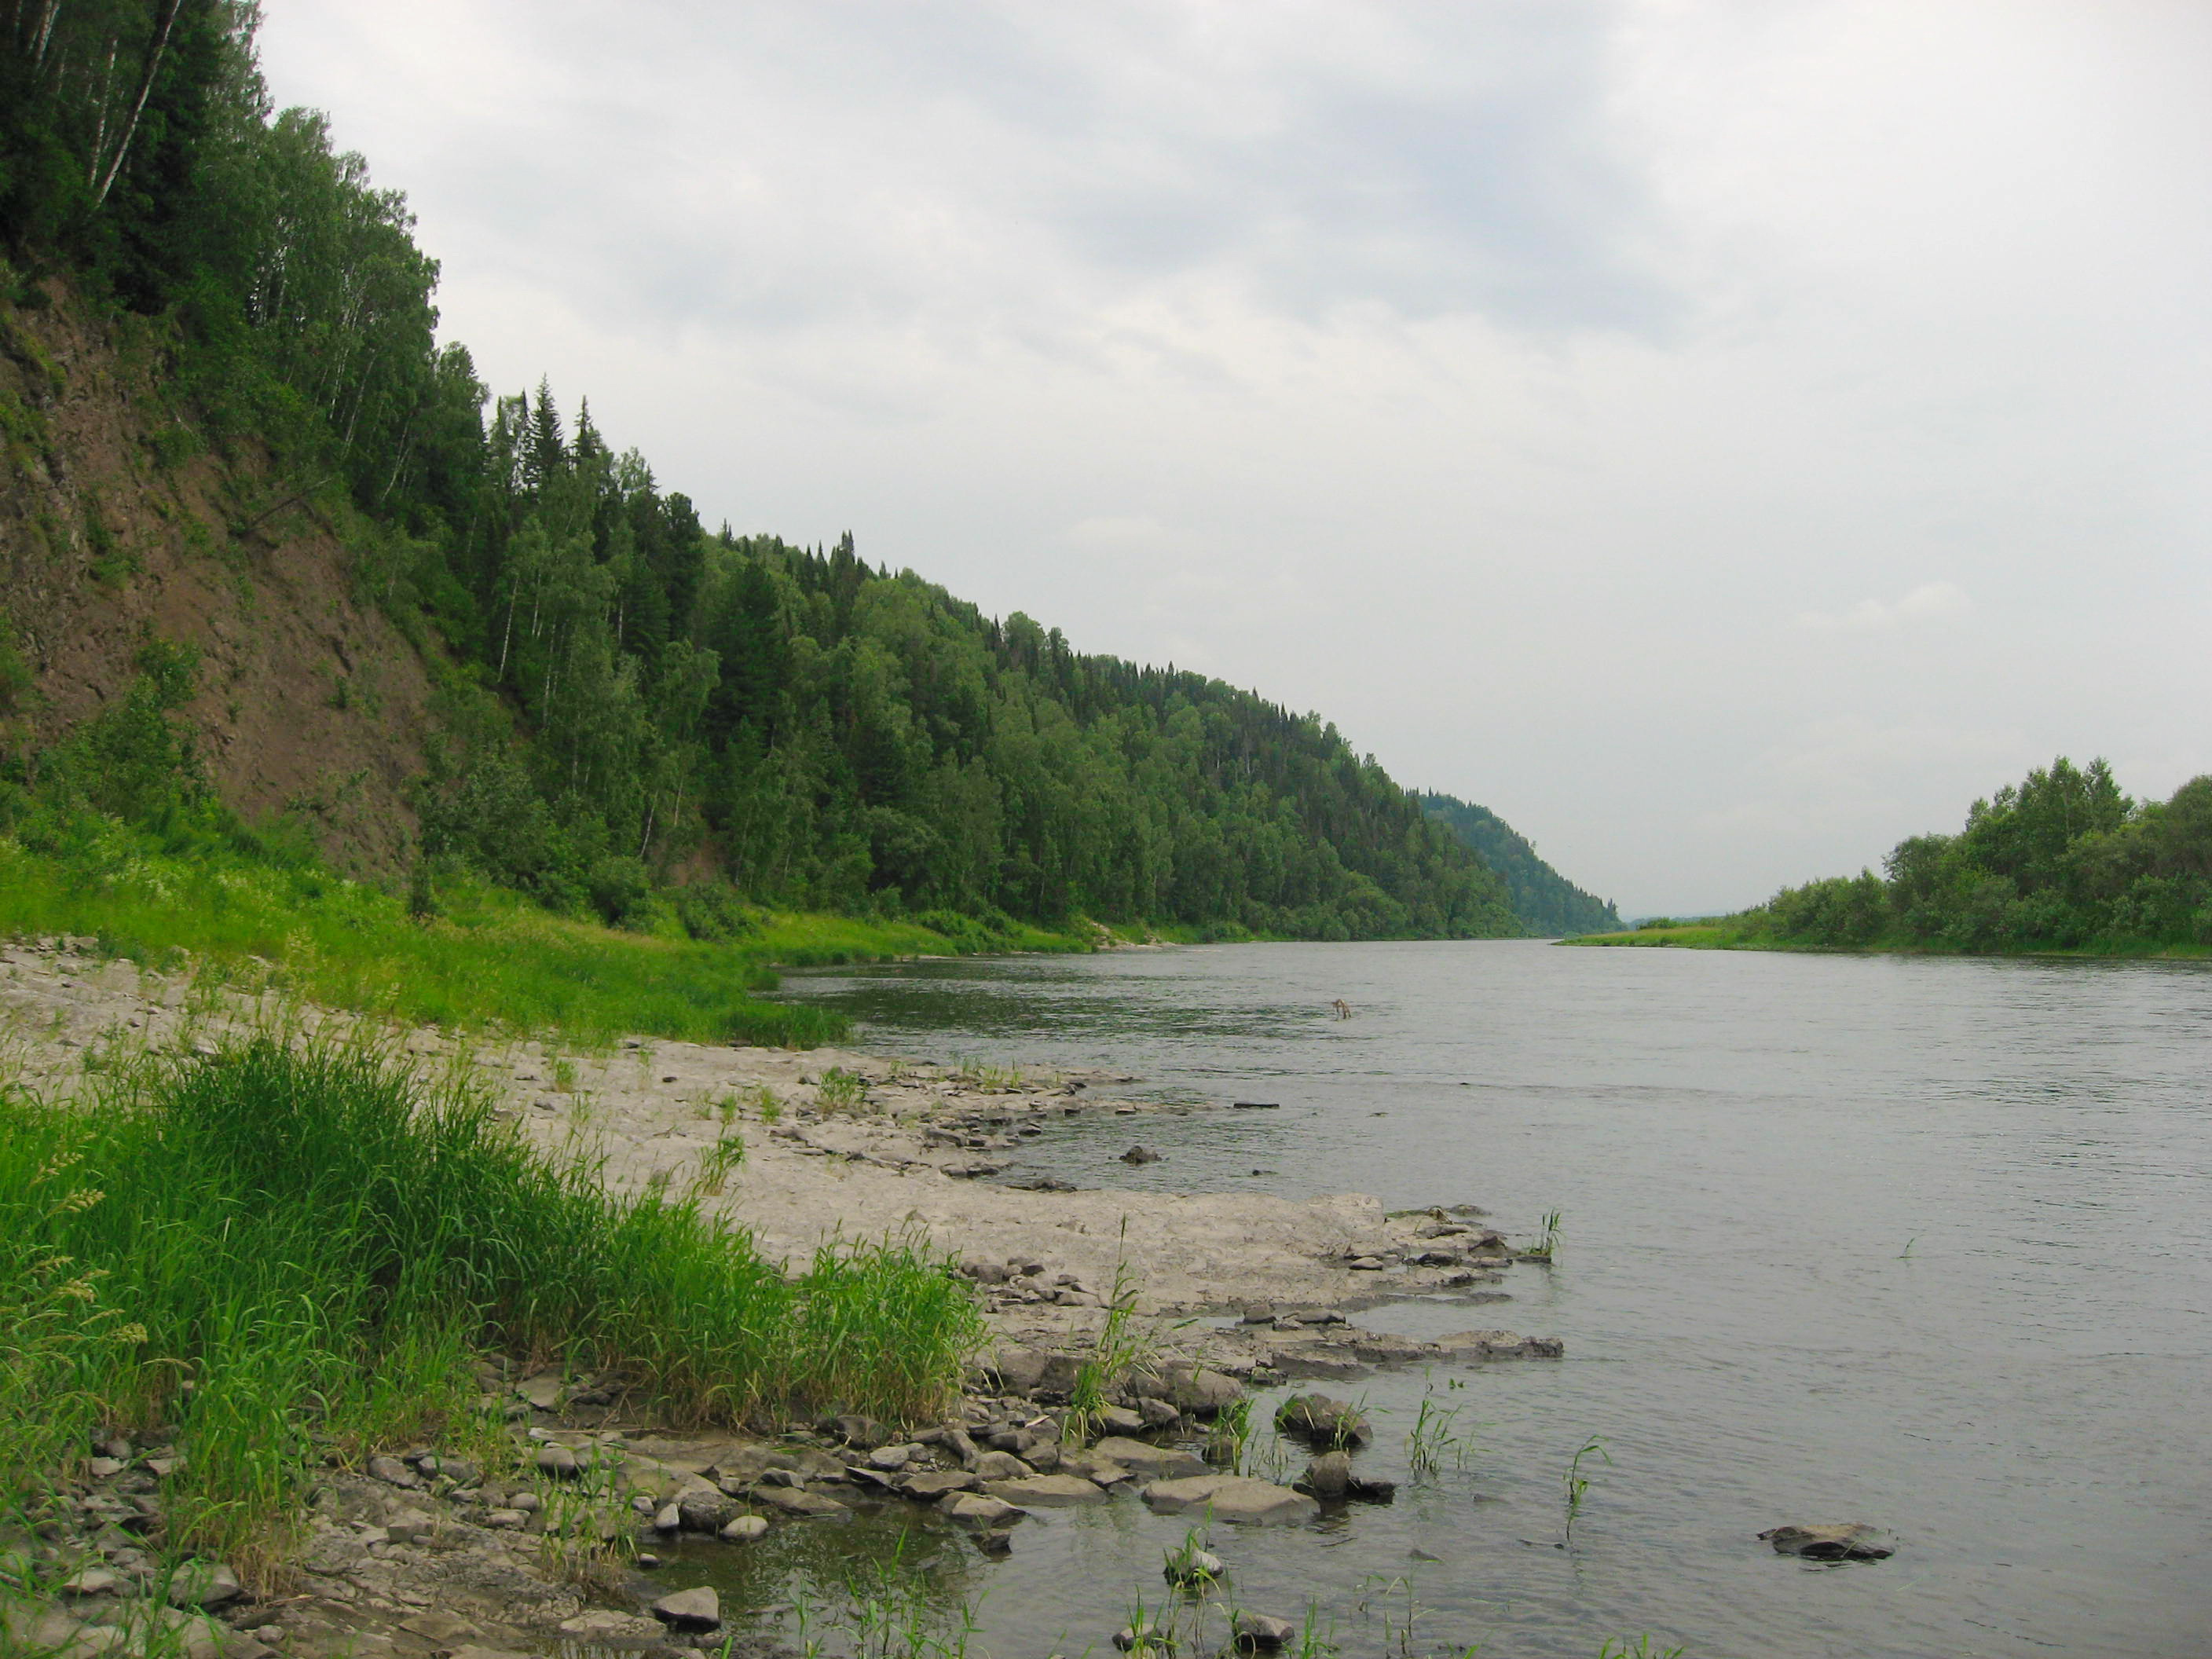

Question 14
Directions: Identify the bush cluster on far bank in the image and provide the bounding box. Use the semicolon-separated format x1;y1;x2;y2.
1745;758;2212;954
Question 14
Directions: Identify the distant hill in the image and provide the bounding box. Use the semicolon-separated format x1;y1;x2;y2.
1419;793;1621;937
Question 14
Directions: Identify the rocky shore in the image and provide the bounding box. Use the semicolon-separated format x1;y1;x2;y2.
0;937;1564;1659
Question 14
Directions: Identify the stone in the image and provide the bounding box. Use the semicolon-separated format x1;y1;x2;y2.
970;1451;1032;1482
61;1566;120;1596
1758;1523;1898;1562
1241;1306;1274;1324
86;1458;125;1479
1234;1613;1299;1651
398;1613;479;1643
1121;1145;1160;1164
1274;1393;1372;1448
1163;1547;1225;1584
831;1414;891;1449
383;1509;438;1546
1096;1406;1146;1436
980;1474;1110;1507
940;1492;1020;1525
756;1485;848;1517
720;1514;769;1541
652;1586;722;1632
1164;1368;1243;1417
559;1610;665;1639
515;1372;565;1411
1299;1451;1353;1498
1090;1437;1210;1479
1141;1475;1319;1525
678;1492;742;1532
653;1503;683;1531
533;1443;580;1479
1137;1397;1182;1430
901;1470;979;1500
481;1509;528;1529
867;1444;913;1470
364;1455;419;1489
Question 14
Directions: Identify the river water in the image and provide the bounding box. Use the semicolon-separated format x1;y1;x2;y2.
688;941;2212;1659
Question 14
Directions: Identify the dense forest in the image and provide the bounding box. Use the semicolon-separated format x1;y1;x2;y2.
1745;758;2212;954
1419;793;1621;937
0;2;1535;943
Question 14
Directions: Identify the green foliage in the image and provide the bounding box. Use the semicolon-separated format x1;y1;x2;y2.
0;1039;980;1565
1420;791;1621;936
4;9;1521;947
1745;758;2212;956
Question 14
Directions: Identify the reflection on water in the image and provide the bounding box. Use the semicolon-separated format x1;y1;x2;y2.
723;942;2212;1658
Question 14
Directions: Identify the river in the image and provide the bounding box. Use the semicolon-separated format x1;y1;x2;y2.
695;939;2212;1659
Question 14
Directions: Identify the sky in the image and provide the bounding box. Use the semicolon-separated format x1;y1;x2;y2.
254;0;2212;916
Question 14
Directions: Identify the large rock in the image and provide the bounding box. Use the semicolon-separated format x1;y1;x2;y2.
1235;1612;1300;1651
1274;1393;1372;1448
677;1492;743;1533
365;1454;419;1489
756;1485;849;1517
941;1492;1021;1525
652;1586;722;1631
981;1474;1110;1507
1090;1437;1210;1479
1759;1523;1897;1562
901;1470;978;1499
970;1450;1032;1481
1141;1474;1319;1525
720;1514;770;1541
1299;1451;1353;1498
1165;1368;1243;1417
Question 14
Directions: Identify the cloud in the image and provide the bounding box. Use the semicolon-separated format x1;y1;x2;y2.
1793;581;1970;633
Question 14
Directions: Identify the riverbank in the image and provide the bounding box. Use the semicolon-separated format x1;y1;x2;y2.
0;938;1560;1659
1562;921;2212;958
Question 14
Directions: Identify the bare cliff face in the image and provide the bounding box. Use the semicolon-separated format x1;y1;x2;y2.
0;283;441;875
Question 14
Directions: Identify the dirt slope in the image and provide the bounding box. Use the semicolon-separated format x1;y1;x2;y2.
0;284;439;875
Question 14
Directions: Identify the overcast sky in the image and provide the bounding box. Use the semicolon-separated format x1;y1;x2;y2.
257;0;2212;915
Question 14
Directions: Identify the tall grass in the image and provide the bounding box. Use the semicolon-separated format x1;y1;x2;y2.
0;1038;981;1573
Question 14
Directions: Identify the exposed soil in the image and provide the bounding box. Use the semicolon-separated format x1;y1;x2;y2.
0;287;438;876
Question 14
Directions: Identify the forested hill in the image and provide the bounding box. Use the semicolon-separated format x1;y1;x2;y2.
0;5;1520;943
1419;793;1621;936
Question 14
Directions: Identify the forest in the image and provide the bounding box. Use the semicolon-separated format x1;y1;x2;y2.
1419;793;1621;937
0;2;1534;944
1745;758;2212;954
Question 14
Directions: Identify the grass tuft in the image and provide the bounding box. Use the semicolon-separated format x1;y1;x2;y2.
0;1037;980;1574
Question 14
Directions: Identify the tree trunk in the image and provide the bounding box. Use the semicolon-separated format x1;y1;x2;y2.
91;0;181;211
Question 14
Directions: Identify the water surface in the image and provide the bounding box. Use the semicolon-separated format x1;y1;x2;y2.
687;942;2212;1659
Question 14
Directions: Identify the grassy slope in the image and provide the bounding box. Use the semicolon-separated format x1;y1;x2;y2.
0;819;1086;1049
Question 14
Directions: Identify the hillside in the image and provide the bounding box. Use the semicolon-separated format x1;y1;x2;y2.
0;6;1527;943
1419;792;1621;936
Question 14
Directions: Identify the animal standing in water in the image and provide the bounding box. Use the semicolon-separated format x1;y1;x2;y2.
1331;998;1352;1019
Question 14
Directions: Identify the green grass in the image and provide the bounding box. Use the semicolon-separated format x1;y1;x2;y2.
0;813;1088;1050
0;1037;983;1578
1560;923;1736;949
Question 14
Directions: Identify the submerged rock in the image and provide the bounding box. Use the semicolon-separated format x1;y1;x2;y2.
981;1474;1110;1507
1234;1612;1299;1651
1141;1474;1318;1525
1759;1523;1897;1562
1273;1393;1372;1448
